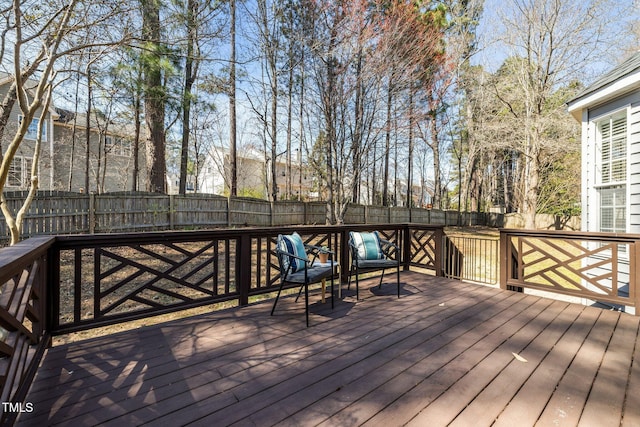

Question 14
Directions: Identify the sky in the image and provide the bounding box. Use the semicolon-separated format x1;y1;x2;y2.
474;0;640;86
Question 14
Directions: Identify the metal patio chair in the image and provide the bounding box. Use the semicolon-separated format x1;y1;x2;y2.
271;232;335;326
347;231;400;300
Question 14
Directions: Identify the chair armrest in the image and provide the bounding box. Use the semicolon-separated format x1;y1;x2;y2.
305;243;334;254
379;238;399;259
276;248;309;262
379;238;398;250
305;244;334;266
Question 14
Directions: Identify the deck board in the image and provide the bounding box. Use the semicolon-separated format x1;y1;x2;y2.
17;271;640;426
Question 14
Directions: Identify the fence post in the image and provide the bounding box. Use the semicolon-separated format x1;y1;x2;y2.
270;201;275;226
304;202;308;225
227;197;231;227
89;193;96;234
169;194;175;230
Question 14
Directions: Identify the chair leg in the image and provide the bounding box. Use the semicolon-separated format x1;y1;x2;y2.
397;263;400;298
378;270;385;288
330;272;335;309
294;284;304;302
271;280;286;316
355;267;359;300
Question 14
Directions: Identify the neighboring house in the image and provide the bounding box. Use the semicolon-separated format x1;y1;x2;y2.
181;145;316;200
0;74;147;193
567;51;640;313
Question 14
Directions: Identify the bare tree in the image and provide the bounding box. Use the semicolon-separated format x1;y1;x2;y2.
494;0;634;228
0;0;132;244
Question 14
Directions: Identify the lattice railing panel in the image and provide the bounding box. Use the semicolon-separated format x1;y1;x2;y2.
506;234;636;307
0;237;51;425
410;228;438;269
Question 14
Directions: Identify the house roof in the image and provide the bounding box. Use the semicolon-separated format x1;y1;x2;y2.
567;51;640;120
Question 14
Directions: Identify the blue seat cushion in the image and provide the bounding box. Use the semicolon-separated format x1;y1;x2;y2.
279;232;308;273
356;259;397;269
350;231;384;260
285;265;334;284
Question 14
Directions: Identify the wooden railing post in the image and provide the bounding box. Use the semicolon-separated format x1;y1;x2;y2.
434;226;443;276
633;240;640;314
238;234;251;306
339;227;350;284
47;245;60;334
499;229;508;290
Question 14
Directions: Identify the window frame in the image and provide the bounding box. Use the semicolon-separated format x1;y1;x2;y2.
6;156;33;189
593;108;629;235
18;116;47;142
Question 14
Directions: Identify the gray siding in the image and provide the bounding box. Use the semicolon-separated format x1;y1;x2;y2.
0;79;148;193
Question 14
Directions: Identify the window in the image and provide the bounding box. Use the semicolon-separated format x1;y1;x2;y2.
598;114;627;185
599;186;626;233
7;157;33;188
105;136;132;157
19;116;47;142
596;112;627;234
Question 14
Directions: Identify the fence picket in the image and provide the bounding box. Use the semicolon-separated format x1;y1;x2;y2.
0;191;507;244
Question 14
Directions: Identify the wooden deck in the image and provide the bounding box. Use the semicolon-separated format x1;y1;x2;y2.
17;271;640;426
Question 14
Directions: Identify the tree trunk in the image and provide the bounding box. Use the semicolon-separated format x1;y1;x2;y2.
229;0;237;196
179;0;198;195
383;81;392;206
428;118;441;209
351;48;364;204
141;0;167;193
407;91;414;208
132;72;142;191
522;136;541;229
84;64;92;192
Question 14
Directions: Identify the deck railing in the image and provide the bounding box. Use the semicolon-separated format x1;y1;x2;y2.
443;234;499;284
49;224;442;335
0;236;54;425
500;229;640;311
4;226;639;424
0;223;443;423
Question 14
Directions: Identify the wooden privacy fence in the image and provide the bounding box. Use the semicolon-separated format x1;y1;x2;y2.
0;191;501;242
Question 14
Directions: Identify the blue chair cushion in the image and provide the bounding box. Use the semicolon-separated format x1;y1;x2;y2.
351;231;384;260
357;259;397;269
279;232;308;273
285;265;333;284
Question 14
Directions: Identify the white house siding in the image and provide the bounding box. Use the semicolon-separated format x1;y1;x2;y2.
584;91;640;233
629;102;640;232
581;93;640;313
581;109;592;232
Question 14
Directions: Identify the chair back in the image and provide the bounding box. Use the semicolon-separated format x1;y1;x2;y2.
276;233;308;277
349;231;385;261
